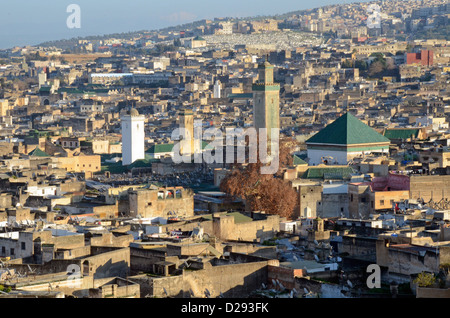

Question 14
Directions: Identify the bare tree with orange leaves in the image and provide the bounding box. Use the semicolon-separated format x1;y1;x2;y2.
220;137;298;219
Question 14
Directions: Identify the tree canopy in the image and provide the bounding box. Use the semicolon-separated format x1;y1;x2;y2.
220;137;298;219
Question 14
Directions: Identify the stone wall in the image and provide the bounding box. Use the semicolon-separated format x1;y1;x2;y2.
130;246;168;273
321;193;349;218
338;235;378;262
0;193;13;209
181;259;271;298
416;287;450;298
129;254;278;298
296;183;322;219
90;232;134;248
212;214;279;243
129;187;194;219
268;265;304;290
385;247;439;276
82;247;130;279
410;175;450;202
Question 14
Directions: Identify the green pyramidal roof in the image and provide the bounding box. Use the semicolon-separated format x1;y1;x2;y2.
306;113;390;145
28;147;50;157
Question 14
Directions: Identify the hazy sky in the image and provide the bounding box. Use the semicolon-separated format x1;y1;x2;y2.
0;0;364;49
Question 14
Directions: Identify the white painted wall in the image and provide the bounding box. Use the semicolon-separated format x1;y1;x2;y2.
121;115;145;166
307;149;348;165
307;148;389;165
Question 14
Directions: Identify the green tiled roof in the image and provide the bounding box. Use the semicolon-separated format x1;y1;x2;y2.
306;113;390;145
147;142;212;154
301;166;355;180
28;148;50;157
383;128;420;140
293;154;307;165
201;212;253;224
147;143;174;154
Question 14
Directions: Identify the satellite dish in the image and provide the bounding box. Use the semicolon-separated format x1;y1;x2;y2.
304;288;309;294
347;280;353;288
262;283;266;289
27;264;36;273
314;254;319;261
163;287;168;296
314;240;319;246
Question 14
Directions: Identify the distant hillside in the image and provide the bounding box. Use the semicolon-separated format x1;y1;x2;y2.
38;30;150;49
36;5;318;49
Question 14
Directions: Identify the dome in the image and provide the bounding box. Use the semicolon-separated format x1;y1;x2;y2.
128;108;140;116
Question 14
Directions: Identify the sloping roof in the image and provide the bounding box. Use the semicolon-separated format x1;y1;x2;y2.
306;112;390;145
147;143;174;154
293;154;308;166
201;212;253;224
301;166;355;180
147;142;212;153
383;128;420;140
28;147;50;157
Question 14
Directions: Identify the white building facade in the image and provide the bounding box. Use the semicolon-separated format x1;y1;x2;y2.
121;109;145;166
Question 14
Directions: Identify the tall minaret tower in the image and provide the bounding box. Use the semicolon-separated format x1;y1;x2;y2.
252;58;280;142
213;80;221;99
121;108;145;166
178;108;196;156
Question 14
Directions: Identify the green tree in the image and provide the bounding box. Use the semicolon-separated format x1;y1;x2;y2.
173;38;182;47
0;285;11;293
414;272;436;287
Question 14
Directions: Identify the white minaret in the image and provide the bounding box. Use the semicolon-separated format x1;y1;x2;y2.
121;108;145;166
213;80;221;99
